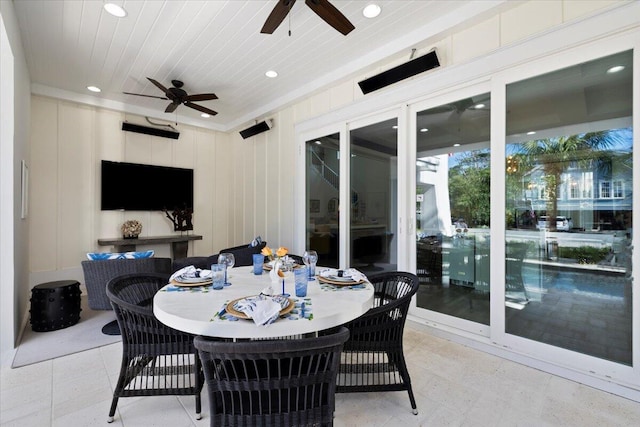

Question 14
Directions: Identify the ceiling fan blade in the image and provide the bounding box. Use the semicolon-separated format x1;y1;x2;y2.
261;0;296;34
185;102;218;116
185;93;218;102
147;77;177;101
305;0;354;35
123;91;168;100
165;102;179;113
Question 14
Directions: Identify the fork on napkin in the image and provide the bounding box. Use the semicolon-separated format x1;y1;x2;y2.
169;265;212;282
234;295;282;326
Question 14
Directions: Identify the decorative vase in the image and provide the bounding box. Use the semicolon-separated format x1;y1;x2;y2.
269;259;281;285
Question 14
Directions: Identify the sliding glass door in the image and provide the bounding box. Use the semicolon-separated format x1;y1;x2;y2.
305;133;340;268
298;33;638;395
349;117;398;273
504;50;633;365
413;92;492;328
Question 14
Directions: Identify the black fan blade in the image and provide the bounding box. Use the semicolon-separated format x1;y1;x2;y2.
147;77;177;101
185;93;218;102
123;91;168;100
305;0;354;35
261;0;296;34
185;101;218;116
165;102;179;113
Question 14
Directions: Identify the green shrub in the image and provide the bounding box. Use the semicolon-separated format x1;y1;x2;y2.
558;246;610;264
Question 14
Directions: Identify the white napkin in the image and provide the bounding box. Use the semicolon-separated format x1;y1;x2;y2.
234;295;283;326
169;265;212;282
318;268;367;282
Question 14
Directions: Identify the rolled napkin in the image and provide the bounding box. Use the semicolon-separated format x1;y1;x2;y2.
169;265;212;282
234;295;283;326
318;268;367;282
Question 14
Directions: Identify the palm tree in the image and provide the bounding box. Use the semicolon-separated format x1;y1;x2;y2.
517;131;621;231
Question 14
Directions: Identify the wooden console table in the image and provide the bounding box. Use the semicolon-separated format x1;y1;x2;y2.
98;235;203;260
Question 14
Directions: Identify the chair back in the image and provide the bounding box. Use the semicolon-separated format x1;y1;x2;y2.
172;254;219;273
194;327;349;426
219;241;267;267
82;257;171;310
367;271;420;321
106;273;195;354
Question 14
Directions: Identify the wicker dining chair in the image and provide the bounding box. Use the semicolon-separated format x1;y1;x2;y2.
194;326;350;427
335;271;420;415
81;257;172;335
105;273;203;423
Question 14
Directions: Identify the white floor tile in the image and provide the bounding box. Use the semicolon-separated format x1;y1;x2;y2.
2;320;639;427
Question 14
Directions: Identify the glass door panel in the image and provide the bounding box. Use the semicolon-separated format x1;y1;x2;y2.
414;93;491;325
505;50;633;365
305;133;339;268
349;118;398;273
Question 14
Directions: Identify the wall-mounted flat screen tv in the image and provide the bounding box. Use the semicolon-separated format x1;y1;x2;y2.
101;160;194;211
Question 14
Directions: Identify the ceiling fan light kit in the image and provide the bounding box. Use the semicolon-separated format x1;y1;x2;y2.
358;50;440;95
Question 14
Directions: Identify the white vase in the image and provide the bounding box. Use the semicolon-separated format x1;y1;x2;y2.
269;259;281;285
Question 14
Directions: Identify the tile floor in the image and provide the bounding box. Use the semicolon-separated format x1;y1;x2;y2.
2;321;640;427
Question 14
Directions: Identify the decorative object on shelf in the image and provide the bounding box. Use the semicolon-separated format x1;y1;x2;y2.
163;206;193;232
121;220;142;239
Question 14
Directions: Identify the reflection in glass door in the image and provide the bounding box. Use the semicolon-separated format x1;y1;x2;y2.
505;51;633;365
414;94;491;325
349;118;398;273
305;134;339;268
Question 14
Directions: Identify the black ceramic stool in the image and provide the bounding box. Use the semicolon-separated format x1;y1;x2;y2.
30;280;82;332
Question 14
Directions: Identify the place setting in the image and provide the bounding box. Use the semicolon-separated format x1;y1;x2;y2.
162;266;214;292
317;268;369;290
212;293;312;325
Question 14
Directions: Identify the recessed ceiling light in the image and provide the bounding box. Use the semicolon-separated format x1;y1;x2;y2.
420;128;429;133
103;3;127;18
453;143;461;147
607;65;625;74
363;4;381;18
527;131;536;135
314;140;322;145
87;85;101;93
474;103;485;109
201;113;210;118
265;70;278;78
392;125;398;129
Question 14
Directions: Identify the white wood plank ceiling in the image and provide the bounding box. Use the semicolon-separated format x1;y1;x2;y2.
13;0;501;131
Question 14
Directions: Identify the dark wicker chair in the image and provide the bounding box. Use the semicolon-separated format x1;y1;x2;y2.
194;327;350;427
105;273;203;423
219;241;267;267
81;257;172;334
172;254;219;272
335;271;419;415
172;241;267;272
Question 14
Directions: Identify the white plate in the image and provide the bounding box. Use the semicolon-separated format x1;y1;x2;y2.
233;295;290;310
327;275;355;282
174;275;211;284
227;295;294;319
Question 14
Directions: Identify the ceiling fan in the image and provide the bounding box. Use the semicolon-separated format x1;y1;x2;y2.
124;78;218;116
261;0;355;36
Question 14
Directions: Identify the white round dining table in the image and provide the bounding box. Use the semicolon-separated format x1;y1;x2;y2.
153;266;374;339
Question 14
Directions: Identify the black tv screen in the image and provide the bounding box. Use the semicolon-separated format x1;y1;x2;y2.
101;160;194;211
